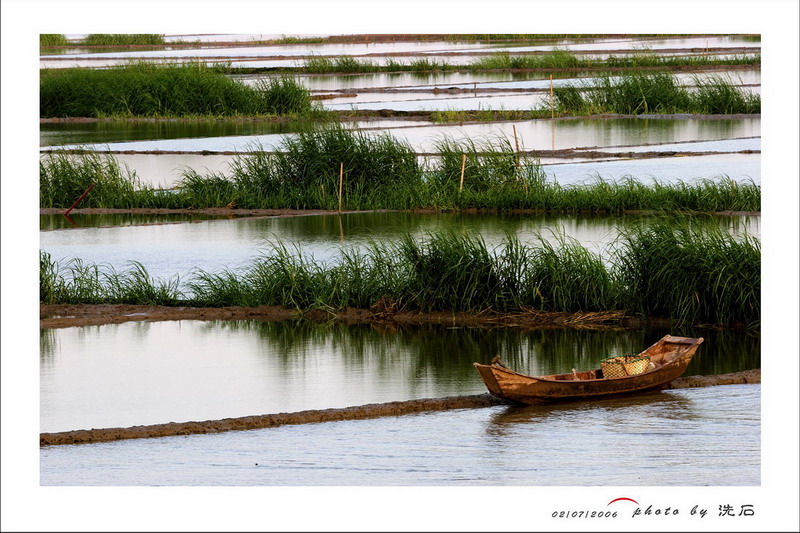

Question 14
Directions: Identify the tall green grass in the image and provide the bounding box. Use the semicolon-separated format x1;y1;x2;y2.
41;133;761;212
187;125;423;210
81;34;165;46
615;219;760;327
39;152;187;209
554;73;760;114
296;50;759;75
428;135;546;195
471;50;583;70
304;56;377;73
40;253;180;305
41;221;760;327
40;64;312;118
40;34;68;47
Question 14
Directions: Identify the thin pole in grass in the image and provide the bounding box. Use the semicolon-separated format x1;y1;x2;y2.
459;153;466;193
513;125;521;167
338;162;344;212
64;183;95;216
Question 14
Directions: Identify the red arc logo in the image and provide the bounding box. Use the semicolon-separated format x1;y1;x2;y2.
608;498;639;505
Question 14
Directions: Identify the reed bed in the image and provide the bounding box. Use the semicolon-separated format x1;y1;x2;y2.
39;152;190;209
470;50;583;70
41;222;760;327
615;219;760;327
297;51;758;75
606;53;761;69
554;73;760;114
81;34;165;46
40;64;312;118
41;131;761;212
40;34;68;47
183;126;423;210
40;253;181;305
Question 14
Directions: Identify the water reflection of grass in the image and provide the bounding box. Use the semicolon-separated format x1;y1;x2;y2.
40;219;760;328
183;320;760;378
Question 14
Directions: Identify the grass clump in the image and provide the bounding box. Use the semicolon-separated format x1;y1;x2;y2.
40;34;68;47
42;222;760;327
43;139;760;212
554;72;760;115
183;125;423;210
40;152;139;208
40;252;180;305
428;135;546;196
39;152;187;209
470;50;583;70
81;34;165;46
615;218;760;327
40;64;312;118
304;56;377;73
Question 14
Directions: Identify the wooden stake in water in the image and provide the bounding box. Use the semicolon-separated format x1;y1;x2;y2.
338;162;344;212
549;74;554;119
459;153;466;193
512;125;521;167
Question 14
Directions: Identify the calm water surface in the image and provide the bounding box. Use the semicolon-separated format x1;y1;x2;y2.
39;212;760;281
40;322;760;432
40;383;759;486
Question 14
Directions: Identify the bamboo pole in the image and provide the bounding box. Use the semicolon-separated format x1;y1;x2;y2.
512;125;520;167
338;162;344;212
549;74;554;119
459;153;466;192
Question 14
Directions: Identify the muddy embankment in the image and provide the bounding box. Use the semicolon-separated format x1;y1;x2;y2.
39;207;761;224
40;369;760;447
41;303;650;330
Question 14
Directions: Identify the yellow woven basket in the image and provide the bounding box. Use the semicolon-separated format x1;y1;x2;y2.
601;354;651;378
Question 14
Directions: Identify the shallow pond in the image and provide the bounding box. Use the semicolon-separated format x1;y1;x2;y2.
40;321;760;432
40;381;760;486
541;153;760;185
40;213;233;231
39;211;760;282
43;117;760;156
39;119;420;148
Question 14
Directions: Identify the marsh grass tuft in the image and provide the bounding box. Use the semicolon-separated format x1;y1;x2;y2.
81;34;165;46
41;222;760;327
40;64;313;118
554;73;760;115
40;34;68;47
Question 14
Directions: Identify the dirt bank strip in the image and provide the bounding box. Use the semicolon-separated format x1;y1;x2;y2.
38;148;761;159
39;112;761;126
40;207;377;217
39;369;760;447
40;304;641;330
40;46;759;62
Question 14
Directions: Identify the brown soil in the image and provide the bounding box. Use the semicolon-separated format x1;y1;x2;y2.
40;207;356;217
40;147;761;160
39;369;760;447
40;303;647;330
40;207;761;221
39;112;761;126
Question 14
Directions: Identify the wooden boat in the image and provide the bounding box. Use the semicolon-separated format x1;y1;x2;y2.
474;335;703;404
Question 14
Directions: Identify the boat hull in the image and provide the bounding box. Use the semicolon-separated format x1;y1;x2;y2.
474;335;703;404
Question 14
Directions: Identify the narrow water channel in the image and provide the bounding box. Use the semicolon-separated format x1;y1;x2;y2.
40;382;759;486
40;322;760;433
